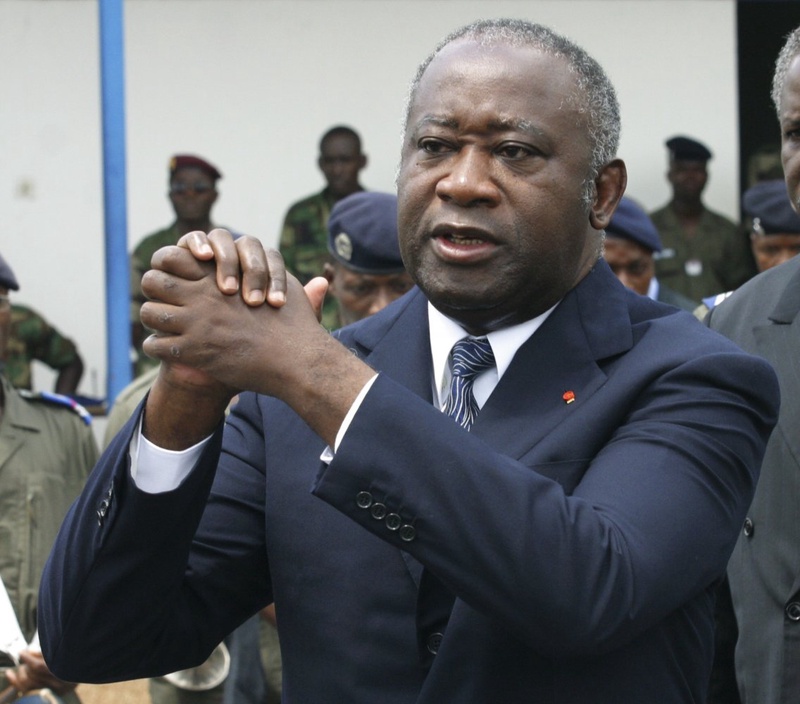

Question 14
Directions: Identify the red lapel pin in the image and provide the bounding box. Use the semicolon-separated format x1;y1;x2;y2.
562;390;576;404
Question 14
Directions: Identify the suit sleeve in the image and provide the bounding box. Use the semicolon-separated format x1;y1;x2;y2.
38;394;271;684
312;348;778;657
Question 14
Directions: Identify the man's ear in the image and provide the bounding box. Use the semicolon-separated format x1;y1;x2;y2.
589;159;627;231
322;262;336;286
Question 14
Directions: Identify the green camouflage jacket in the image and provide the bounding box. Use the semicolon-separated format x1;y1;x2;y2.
6;306;81;390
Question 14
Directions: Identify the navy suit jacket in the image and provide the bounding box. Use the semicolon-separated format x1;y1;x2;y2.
39;262;778;703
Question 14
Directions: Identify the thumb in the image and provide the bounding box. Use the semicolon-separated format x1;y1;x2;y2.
304;276;329;323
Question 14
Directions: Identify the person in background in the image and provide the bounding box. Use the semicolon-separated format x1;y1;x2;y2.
40;19;778;703
695;178;800;319
706;25;800;704
602;196;698;312
5;303;84;396
279;125;368;329
323;191;414;328
130;154;224;376
650;136;755;301
0;253;97;704
743;178;800;272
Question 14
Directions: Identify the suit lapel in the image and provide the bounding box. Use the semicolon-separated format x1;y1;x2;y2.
754;266;800;476
350;288;434;405
472;263;633;455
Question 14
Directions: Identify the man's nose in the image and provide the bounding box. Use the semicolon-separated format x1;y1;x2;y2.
435;148;500;207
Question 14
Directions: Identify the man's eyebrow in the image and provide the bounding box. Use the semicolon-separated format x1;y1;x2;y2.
488;117;544;137
781;113;800;129
413;114;544;137
415;115;459;130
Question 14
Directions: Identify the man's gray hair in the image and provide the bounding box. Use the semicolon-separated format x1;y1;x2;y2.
403;19;621;188
773;25;800;115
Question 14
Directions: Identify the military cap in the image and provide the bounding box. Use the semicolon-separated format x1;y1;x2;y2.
743;179;800;235
605;196;663;253
327;192;405;274
666;136;712;162
0;252;20;291
169;154;222;181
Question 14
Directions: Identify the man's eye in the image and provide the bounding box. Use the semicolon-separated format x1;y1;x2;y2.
419;139;450;154
497;144;533;159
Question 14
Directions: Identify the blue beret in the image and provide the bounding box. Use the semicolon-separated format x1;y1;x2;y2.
169;154;222;181
0;252;20;291
743;179;800;235
666;136;712;161
327;192;404;274
605;196;663;253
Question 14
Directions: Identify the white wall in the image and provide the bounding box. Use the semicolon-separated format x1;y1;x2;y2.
0;0;740;398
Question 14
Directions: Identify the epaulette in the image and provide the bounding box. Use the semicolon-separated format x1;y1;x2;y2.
18;390;93;426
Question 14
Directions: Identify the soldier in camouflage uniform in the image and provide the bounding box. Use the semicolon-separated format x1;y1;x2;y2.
0;253;98;704
131;155;224;377
6;305;83;395
279;126;368;330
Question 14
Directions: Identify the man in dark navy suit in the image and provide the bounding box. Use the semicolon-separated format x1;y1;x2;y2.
39;19;778;703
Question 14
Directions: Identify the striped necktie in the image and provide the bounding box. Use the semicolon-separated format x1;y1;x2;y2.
442;337;495;431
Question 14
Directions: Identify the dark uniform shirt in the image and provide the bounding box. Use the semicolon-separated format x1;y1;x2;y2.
650;204;756;301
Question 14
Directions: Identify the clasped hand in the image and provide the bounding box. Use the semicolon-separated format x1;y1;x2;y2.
140;229;328;400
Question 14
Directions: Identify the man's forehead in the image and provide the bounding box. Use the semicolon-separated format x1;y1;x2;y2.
410;41;574;112
321;134;359;154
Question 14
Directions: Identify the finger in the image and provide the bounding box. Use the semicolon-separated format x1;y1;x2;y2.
140;301;184;337
207;228;242;295
141;268;203;308
304;276;329;322
235;236;270;307
175;230;215;260
264;247;287;308
149;246;212;282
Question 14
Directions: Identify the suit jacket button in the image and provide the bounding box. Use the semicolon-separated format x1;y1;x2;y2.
385;513;402;531
786;602;800;622
370;503;387;520
743;518;754;537
356;491;373;509
399;524;416;542
426;632;443;655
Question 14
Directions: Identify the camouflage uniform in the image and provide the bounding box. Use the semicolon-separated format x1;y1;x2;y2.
0;374;97;701
6;306;81;391
130;224;183;376
279;189;347;330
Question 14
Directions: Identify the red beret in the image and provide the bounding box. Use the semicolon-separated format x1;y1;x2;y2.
169;154;222;181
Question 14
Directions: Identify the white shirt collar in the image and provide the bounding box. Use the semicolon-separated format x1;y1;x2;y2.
427;300;558;408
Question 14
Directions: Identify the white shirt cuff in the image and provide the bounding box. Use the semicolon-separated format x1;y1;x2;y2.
320;373;379;463
130;414;213;493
